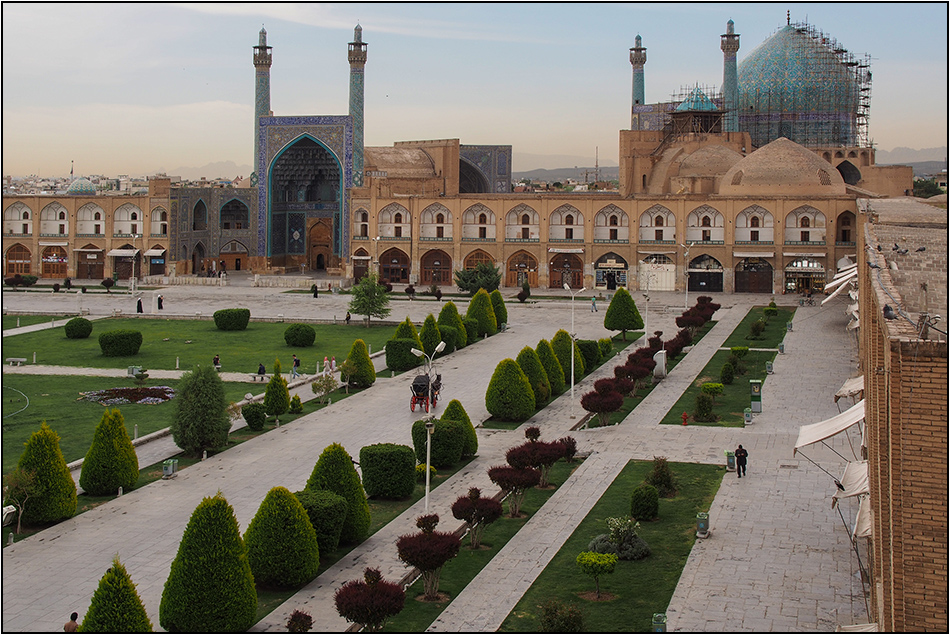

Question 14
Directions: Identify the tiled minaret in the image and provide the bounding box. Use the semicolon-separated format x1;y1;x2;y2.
721;19;740;133
348;24;367;186
629;35;646;129
253;27;273;183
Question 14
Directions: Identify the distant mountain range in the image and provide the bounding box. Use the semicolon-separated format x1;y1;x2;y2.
875;146;946;164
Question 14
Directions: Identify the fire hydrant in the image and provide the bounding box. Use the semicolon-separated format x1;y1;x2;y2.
682;412;689;426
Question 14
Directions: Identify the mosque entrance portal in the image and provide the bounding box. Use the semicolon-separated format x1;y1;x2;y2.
309;220;333;271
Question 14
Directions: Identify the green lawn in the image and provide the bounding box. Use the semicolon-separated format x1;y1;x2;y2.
499;460;724;633
721;306;795;349
2;314;63;330
659;349;777;426
1;318;397;373
382;459;582;632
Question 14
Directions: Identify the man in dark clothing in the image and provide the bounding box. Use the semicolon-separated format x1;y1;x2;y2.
735;444;748;478
257;363;266;381
136;298;143;313
64;612;79;633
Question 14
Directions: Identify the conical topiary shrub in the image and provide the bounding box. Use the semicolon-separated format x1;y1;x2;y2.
305;443;371;544
16;422;76;525
516;346;551;409
79;408;139;496
437;301;468;349
441;399;477;456
343;339;376;388
263;358;290;421
485;359;535;422
171;364;230;456
244;486;320;589
552;329;585;384
604;287;644;341
536;339;566;395
81;556;152;633
465;288;497;337
419;314;442;357
393;317;424;354
159;493;257;632
489;290;508;328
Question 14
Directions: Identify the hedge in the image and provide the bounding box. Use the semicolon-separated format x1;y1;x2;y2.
489;289;508;327
305;443;371;544
598;337;613;359
552;329;585;384
441;399;478;457
577;339;602;372
630;483;660;521
536;339;566;395
64;316;93;339
411;418;465;468
284;323;316;347
244;486;320;589
79;408;139;496
359;443;416;499
516;346;551;410
393;317;424;351
485;358;535;422
294;489;348;553
385;338;422;372
462;317;479;344
419;314;442;357
213;308;251;331
98;330;143;357
437;325;458;355
82;557;152;633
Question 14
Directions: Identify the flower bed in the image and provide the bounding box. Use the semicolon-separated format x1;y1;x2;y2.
78;386;175;406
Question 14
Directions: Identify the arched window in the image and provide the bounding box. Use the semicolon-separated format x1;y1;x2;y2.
801;217;810;228
94;212;101;220
750;216;760;228
360;211;368;223
58;211;66;220
841;216;851;227
394;212;403;224
654;216;664;227
479;213;487;224
609;215;618;226
565;214;574;226
521;214;530;225
23;211;30;220
701;216;711;227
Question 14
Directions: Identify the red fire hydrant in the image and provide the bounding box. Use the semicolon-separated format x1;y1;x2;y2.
682;412;689;426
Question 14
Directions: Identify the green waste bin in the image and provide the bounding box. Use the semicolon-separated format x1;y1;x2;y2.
725;451;736;471
696;512;710;537
744;408;753;424
651;613;667;633
162;459;175;477
112;271;119;282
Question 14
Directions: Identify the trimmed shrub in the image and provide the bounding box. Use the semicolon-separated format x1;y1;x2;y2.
485;358;535;422
749;318;766;339
588;532;652;562
416;463;436;482
16;422;76;526
630;483;660;520
213;307;251;331
344;339;376;388
98;330;143;356
385;338;422;372
516;346;551;409
763;305;778;320
730;346;750;359
242;402;267;431
159;493;257;632
694;392;715;422
284;323;316;347
286;610;314;633
487;465;540;517
462;317;479;344
360;443;416;499
263;360;290;420
645;456;678;498
393;317;424;351
465;288;498;337
489;289;508;327
101;278;114;293
244;486;320;589
598;337;613;359
536;338;566;395
558;436;578;462
79;408;139;496
552;329;585;384
64;316;93;339
506;440;566;488
411;418;465;468
305;443;371;544
82;556;152;633
419;314;442;357
437;301;468;349
451;487;503;549
289;394;303;414
172;364;230;457
436;325;457;355
603;287;643;341
334;567;405;632
396;514;461;600
577;339;602;372
581;389;624;427
441;399;478;457
539;599;583;633
294;489;348;553
720;361;735;385
576;551;617;598
701;382;724;404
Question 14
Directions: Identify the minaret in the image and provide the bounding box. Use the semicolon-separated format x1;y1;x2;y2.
348;24;368;187
629;35;647;129
720;20;740;133
253;26;273;181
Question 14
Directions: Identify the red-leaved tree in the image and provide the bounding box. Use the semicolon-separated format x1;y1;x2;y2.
580;389;624;427
334;567;405;632
506;439;565;488
451;487;503;549
395;514;460;600
487;465;540;517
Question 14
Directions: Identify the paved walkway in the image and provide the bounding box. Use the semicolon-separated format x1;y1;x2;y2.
1;287;866;632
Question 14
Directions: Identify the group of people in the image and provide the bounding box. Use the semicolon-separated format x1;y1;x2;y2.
253;355;336;380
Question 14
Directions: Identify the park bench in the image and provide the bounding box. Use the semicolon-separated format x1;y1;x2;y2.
6;358;27;366
251;373;270;382
214;365;222;372
2;505;16;527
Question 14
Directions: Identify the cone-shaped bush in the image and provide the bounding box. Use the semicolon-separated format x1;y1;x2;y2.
305;443;371;544
244;486;320;589
334;567;405;632
263;358;290;419
552;329;585;384
516;346;550;409
604;287;644;340
489;290;508;328
441;399;478;456
536;339;566;395
344;339;376;388
79;408;139;496
171;364;230;457
393;317;424;353
465;288;497;337
81;556;152;633
159;493;257;633
485;359;535;422
437;301;468;349
16;422;76;525
419;314;442;357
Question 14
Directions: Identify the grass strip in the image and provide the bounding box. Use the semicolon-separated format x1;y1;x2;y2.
721;306;796;349
499;460;724;633
2;314;62;330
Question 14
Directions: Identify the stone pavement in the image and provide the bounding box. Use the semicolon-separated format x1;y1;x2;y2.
1;286;867;632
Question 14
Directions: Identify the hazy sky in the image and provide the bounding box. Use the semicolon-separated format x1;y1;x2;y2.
2;2;947;177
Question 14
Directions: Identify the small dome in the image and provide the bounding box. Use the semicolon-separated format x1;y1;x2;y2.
675;87;718;112
67;177;96;195
678;145;744;177
719;137;846;196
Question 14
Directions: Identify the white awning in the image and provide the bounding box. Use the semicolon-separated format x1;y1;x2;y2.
847;303;859;315
784;251;827;257
106;248;140;257
832;460;869;507
73;248;103;252
852;495;872;539
143;248;166;257
835;376;864;403
350;255;371;260
734;252;774;258
848;317;860;330
548;247;584;253
834;262;858;276
837;622;878;632
849;289;859;301
823;269;857;293
39;241;69;247
794;400;865;454
638;250;677;255
821;278;853;305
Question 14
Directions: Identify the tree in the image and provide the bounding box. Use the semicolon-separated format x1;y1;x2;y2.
581;389;624;428
334;567;405;632
536;339;566;395
393;316;424;350
516;346;551;409
603;287;644;340
701;382;724;405
396;514;461;600
159;493;257;632
418;314;442;357
487;465;540;517
914;178;943;198
348;272;391;325
489;289;508;327
485;358;535;422
3;468;37;535
171;364;230;457
81;556;152;633
441;399;478;457
552;329;585;384
311;373;338;404
437;301;468;349
575;551;617;598
451;487;503;549
343;339;376;388
263;358;290;422
305;443;371;544
505;439;566;488
79;408;139;496
454;261;501;295
465;288;498;337
16;422;76;525
244;486;320;589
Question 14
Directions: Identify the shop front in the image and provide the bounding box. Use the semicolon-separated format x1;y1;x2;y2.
594;252;627;290
784;256;826;294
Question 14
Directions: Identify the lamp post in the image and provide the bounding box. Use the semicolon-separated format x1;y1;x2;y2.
680;242;694;310
563;283;586;419
131;233;141;295
372;236;381;276
642;292;650;338
412;340;446;514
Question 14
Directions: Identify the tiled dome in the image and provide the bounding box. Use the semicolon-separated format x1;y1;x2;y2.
67;177;96;195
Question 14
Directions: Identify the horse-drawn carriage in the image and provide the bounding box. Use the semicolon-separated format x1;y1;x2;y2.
410;372;442;412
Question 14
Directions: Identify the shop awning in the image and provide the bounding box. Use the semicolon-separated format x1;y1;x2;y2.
143;248;166;257
350;255;371;260
734;252;774;258
638;250;677;255
106;248;140;257
848;317;860;330
794;400;865;454
835;376;864;403
837;622;878;632
73;248;103;252
832;461;869;507
548;247;584;253
821;278;854;305
852;495;872;539
849;289;859;301
823;269;857;293
784;251;827;258
39;241;69;247
833;262;858;276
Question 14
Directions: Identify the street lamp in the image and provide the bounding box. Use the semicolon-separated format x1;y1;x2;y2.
412;339;446;515
563;282;586;419
642;293;650;337
130;233;141;295
372;236;381;276
679;242;694;310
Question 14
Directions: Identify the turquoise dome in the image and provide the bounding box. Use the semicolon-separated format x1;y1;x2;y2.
67;177;97;195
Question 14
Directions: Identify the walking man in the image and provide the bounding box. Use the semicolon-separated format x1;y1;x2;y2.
64;612;79;633
291;354;301;378
591;297;597;312
735;444;748;478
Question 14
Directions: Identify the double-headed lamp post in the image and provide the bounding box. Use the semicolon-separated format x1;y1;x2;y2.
680;242;694;310
411;340;446;513
563;283;586;419
131;233;141;295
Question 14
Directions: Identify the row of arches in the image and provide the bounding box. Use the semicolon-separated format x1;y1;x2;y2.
180;240;250;275
4;242;167;279
3;201;168;237
190;199;250;232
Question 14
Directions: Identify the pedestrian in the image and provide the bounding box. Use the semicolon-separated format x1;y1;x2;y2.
157;294;164;310
64;612;79;633
291;354;301;378
213;354;221;369
345;312;351;325
312;284;319;298
257;362;266;381
136;298;143;313
323;356;330;376
591;297;597;312
331;356;337;373
735;444;748;478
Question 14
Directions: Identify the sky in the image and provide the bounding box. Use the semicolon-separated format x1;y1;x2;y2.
2;2;947;177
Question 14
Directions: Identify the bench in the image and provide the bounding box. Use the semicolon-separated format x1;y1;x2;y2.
251;374;270;382
214;365;222;372
6;358;27;366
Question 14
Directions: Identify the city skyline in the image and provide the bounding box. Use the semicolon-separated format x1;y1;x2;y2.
2;2;947;177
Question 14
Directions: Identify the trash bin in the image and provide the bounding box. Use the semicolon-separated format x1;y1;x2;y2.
171;458;178;473
778;342;785;355
744;408;753;424
162;459;174;477
765;361;773;374
112;271;119;283
725;451;736;471
696;512;710;538
651;613;667;633
786;321;793;332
